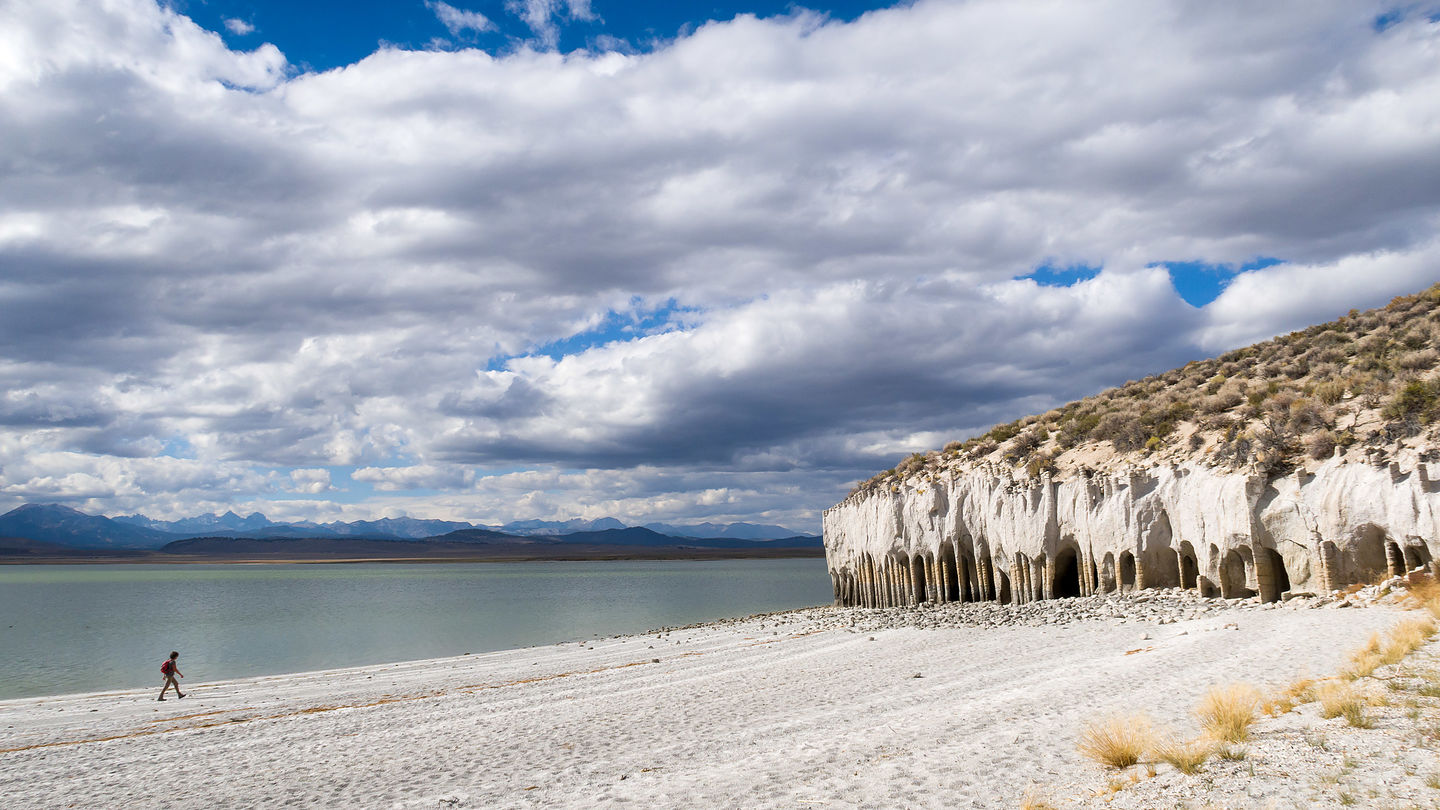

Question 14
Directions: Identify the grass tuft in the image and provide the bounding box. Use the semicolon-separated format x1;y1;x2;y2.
1077;714;1154;769
1262;676;1316;716
1214;743;1247;761
1402;575;1440;619
1196;683;1261;743
1382;617;1437;663
1318;682;1372;727
1153;735;1211;774
1342;634;1384;680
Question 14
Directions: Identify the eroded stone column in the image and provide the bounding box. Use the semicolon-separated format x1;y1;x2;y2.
1385;541;1404;578
1318;542;1339;592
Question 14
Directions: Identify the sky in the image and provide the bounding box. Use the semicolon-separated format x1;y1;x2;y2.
2;0;1440;532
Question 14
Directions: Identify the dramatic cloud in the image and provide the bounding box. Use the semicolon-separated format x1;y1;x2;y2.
1;0;1439;529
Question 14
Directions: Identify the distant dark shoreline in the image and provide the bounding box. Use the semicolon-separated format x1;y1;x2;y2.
0;546;826;565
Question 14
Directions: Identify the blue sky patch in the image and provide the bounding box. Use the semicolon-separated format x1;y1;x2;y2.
488;299;700;370
182;0;899;70
1374;8;1406;31
1018;264;1102;288
1158;257;1284;307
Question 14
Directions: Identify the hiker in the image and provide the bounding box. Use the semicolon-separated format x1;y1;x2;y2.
158;651;185;700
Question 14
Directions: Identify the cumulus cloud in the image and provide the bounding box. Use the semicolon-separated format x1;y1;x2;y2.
287;468;333;494
1;0;1439;529
427;1;495;36
224;18;255;35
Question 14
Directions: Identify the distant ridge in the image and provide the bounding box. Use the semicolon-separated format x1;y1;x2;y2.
0;503;822;557
498;517;628;536
642;521;805;540
0;504;174;549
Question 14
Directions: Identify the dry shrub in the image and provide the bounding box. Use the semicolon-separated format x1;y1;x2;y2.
1077;714;1153;769
1262;677;1315;716
1381;617;1437;665
1307;430;1338;460
1214;743;1248;761
1196;683;1261;743
1403;575;1440;619
1153;735;1211;774
1342;634;1384;680
1317;683;1371;728
1315;379;1347;405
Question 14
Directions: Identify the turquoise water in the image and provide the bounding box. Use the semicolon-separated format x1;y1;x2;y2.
0;558;831;700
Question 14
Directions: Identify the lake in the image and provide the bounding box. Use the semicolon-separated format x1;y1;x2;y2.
0;558;832;700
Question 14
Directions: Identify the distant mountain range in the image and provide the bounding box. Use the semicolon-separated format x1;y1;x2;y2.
641;521;805;540
114;511;473;540
0;504;819;554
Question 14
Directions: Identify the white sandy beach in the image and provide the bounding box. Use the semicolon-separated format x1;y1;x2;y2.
0;594;1412;809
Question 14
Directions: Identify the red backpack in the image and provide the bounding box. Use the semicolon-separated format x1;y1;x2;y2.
160;659;174;675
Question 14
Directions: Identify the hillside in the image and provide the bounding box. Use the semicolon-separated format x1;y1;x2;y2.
855;283;1440;495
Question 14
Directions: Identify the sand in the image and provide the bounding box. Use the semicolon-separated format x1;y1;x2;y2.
0;594;1417;809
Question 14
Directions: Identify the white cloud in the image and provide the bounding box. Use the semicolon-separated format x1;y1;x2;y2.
224;18;255;35
505;0;595;48
2;0;1440;527
426;2;495;36
1198;240;1440;351
287;468;333;494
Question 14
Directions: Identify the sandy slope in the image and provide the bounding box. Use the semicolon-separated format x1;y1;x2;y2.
0;599;1402;809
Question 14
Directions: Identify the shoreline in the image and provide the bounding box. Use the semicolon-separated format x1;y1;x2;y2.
0;547;827;565
1;590;1418;808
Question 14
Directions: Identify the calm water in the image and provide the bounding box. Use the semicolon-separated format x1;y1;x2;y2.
0;558;831;700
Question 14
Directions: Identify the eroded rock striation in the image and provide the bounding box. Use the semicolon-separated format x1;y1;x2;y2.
824;453;1439;607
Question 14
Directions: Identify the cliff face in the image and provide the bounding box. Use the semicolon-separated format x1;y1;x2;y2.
822;454;1439;607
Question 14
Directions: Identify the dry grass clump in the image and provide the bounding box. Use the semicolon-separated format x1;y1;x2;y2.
1077;714;1154;769
1261;677;1317;716
1342;634;1385;680
1381;617;1437;664
1196;683;1261;743
1152;735;1212;774
1343;617;1437;680
1403;575;1440;619
1317;682;1373;728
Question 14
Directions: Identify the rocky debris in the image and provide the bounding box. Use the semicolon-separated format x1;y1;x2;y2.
633;587;1391;642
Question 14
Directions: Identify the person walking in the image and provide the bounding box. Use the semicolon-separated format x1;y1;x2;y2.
158;651;185;700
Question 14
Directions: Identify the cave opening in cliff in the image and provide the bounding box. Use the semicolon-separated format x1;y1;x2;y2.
1179;542;1199;590
1118;552;1136;592
940;544;960;602
1406;543;1433;573
1053;546;1082;598
958;555;975;601
1261;547;1290;601
910;555;928;605
1222;548;1255;598
1352;525;1390;583
1100;553;1116;593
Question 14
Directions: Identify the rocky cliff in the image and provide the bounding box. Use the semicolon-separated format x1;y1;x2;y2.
824;287;1440;607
